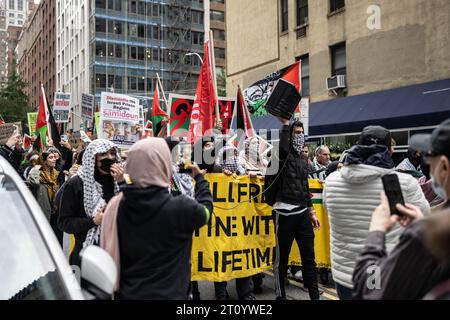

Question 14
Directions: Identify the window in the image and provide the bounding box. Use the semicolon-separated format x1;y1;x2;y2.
96;0;106;9
212;29;225;41
192;10;203;24
129;1;137;14
152;4;160;17
109;21;122;34
115;76;123;89
138;77;145;91
281;0;288;32
115;0;122;11
152;26;160;40
210;10;224;22
95;18;107;33
138;47;145;60
296;54;310;96
331;43;346;76
128;77;137;90
215;48;225;59
297;0;308;26
108;75;114;88
107;44;114;57
115;45;122;58
138;1;145;14
128;23;138;37
152;48;159;61
96;74;106;88
138;25;145;38
192;31;204;45
95;42;106;57
8;0;14;10
129;46;137;59
330;0;345;13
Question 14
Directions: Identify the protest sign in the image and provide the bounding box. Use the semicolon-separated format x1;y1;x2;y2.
99;92;140;149
168;94;236;137
81;94;94;122
27;112;38;136
53;92;71;123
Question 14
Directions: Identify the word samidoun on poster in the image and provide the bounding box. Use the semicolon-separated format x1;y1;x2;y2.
99;92;141;149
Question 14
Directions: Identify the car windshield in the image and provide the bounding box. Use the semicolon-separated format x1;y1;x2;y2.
0;174;71;300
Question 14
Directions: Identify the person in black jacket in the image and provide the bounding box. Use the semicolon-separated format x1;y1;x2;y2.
0;132;25;176
58;139;124;267
272;118;321;300
114;138;213;300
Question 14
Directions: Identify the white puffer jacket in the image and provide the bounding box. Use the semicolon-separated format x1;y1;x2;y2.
323;164;431;289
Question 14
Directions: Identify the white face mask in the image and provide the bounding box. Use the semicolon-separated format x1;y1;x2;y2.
431;161;448;200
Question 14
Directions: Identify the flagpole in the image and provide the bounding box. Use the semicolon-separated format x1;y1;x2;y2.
41;84;52;141
156;73;170;110
209;31;220;127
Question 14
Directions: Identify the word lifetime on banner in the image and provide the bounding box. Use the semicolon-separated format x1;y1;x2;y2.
190;175;331;282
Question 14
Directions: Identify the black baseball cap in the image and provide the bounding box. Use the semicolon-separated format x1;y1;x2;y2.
410;119;450;159
358;126;392;147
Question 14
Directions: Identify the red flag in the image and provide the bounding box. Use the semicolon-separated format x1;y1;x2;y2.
23;134;32;150
0;114;5;125
188;41;217;143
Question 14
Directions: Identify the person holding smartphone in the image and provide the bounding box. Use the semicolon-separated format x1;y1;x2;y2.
323;125;431;300
0;131;25;176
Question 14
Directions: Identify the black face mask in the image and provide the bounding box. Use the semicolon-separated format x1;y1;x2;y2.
99;158;117;173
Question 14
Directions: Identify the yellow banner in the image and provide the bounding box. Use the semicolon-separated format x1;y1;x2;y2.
288;180;331;269
191;175;331;282
191;174;275;282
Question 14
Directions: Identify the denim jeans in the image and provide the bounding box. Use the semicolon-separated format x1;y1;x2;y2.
336;283;353;300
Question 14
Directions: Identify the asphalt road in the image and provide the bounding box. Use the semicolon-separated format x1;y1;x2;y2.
197;270;339;301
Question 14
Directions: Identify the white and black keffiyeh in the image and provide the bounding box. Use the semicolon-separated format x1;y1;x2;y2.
219;146;246;175
78;139;121;247
292;134;305;155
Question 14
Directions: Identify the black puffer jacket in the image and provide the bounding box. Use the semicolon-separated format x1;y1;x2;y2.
275;124;312;207
0;144;24;176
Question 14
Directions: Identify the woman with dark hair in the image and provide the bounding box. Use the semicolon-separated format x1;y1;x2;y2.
28;152;62;243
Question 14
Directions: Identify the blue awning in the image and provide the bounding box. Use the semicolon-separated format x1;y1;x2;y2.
251;78;450;137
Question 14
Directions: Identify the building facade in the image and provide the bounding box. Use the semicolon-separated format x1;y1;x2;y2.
0;0;8;87
5;0;29;27
226;0;450;145
56;0;227;129
16;0;56;110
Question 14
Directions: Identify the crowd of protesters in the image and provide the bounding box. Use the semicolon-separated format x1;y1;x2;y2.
1;115;450;300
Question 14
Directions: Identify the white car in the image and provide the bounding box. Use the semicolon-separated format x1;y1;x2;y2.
0;155;117;300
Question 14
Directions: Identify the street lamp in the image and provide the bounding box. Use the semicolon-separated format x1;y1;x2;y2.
185;52;203;64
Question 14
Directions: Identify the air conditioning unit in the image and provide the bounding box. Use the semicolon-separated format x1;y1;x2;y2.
326;75;346;90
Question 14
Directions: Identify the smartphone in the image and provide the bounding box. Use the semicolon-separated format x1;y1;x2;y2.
61;135;69;143
381;174;405;215
178;159;192;174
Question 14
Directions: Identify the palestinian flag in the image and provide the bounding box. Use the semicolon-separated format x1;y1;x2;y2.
23;134;32;150
47;103;61;148
35;92;48;150
243;61;301;117
151;83;167;137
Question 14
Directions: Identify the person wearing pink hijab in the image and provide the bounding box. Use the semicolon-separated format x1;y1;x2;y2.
101;138;212;300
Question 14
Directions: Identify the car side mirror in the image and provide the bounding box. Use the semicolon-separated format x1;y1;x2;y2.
80;246;117;300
